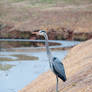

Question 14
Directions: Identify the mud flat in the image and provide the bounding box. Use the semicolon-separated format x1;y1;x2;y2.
19;39;92;92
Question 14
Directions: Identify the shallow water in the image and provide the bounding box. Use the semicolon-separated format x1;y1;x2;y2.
0;39;80;92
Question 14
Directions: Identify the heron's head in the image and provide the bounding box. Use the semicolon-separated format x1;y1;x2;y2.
39;30;46;36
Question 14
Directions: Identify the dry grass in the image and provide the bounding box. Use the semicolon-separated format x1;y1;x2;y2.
0;0;92;33
19;39;92;92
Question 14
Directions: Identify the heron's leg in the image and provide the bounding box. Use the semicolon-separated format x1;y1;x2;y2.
56;76;58;92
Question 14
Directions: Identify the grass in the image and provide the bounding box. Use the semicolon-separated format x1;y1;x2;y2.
0;64;15;71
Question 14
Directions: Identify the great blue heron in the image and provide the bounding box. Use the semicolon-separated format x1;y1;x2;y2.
38;30;67;92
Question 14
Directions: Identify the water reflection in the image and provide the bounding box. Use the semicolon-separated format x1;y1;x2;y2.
0;39;61;49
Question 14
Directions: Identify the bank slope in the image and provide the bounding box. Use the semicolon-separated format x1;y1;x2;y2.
19;39;92;92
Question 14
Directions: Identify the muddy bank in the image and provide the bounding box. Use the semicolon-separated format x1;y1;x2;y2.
19;39;92;92
0;23;92;41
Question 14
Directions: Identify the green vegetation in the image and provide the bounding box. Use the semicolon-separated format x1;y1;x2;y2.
0;64;15;71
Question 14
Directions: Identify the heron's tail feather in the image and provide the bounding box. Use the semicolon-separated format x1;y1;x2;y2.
58;74;67;82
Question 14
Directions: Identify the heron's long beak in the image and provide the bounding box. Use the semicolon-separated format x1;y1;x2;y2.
32;30;42;36
32;31;39;35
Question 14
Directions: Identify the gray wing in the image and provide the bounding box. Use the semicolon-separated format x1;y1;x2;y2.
52;57;66;81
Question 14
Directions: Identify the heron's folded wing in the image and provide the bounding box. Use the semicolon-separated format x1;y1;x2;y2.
53;59;66;80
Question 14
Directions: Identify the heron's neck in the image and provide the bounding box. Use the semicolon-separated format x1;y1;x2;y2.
44;33;52;60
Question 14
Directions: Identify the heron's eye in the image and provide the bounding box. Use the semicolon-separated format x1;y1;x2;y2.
53;57;56;61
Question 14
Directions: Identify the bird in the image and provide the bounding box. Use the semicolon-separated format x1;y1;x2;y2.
38;30;67;92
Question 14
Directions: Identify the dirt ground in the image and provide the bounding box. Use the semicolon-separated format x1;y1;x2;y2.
19;39;92;92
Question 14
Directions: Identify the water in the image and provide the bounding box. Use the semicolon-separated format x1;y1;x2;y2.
0;39;80;92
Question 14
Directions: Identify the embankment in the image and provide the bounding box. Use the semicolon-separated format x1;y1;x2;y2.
19;39;92;92
0;24;92;41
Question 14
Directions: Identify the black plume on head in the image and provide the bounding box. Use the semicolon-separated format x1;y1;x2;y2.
34;30;40;32
53;57;57;61
40;30;46;33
